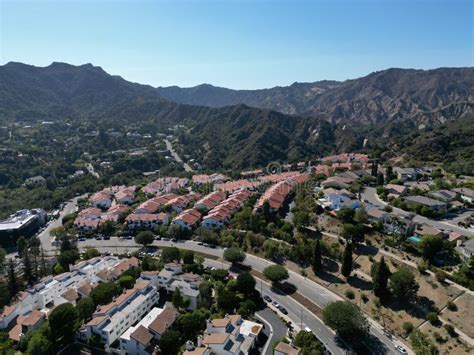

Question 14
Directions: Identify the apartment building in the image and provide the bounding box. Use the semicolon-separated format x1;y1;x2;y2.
80;281;159;351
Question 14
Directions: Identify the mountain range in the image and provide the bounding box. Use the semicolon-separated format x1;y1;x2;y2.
0;62;473;171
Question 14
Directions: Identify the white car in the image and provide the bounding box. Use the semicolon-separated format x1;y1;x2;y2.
395;345;407;354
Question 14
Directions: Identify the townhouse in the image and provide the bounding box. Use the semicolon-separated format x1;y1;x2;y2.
119;304;178;354
194;192;227;212
254;180;296;213
404;195;448;214
184;314;262;355
115;186;136;205
142;177;189;196
125;213;168;230
102;204;129;223
274;342;301;355
90;190;113;209
141;265;201;310
192;174;230;186
452;188;474;204
385;184;408;198
165;193;202;213
202;190;253;229
80;280;159;351
0;257;137;343
172;209;202;230
216;180;262;193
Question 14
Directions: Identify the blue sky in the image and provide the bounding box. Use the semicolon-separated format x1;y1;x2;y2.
0;0;472;89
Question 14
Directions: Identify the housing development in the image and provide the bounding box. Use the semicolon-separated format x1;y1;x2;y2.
0;149;473;355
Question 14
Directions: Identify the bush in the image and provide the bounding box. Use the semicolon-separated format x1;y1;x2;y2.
444;324;457;337
403;322;414;335
433;331;446;343
426;312;439;325
360;292;369;303
345;289;355;299
446;301;457;311
435;270;447;283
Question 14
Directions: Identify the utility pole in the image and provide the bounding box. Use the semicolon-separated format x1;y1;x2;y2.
300;308;303;330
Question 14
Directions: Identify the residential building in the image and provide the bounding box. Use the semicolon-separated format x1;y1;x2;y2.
197;314;262;354
385;184;408;198
119;305;177;354
80;281;159;351
115;186;136;205
404;196;448;214
455;239;474;261
428;190;457;203
452;188;474;204
24;175;46;187
393;167;418;182
0;256;134;336
173;209;202;230
318;188;354;210
125;213;168;230
90;190;113;209
74;217;100;232
194;192;227;212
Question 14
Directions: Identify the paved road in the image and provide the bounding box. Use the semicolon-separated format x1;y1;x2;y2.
361;187;473;236
40;195;85;253
255;308;288;355
164;139;193;172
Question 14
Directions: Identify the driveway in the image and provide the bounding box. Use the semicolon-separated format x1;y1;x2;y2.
256;308;288;355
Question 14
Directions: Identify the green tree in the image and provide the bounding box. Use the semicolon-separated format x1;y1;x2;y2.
23;250;34;285
118;275;135;289
49;303;80;344
7;259;19;299
420;235;444;262
322;301;369;340
198;281;213;309
82;247;100;260
172;288;183;309
376;173;385;186
371;256;391;299
161;247;180;263
17;236;27;256
76;296;95;321
312;239;322;273
99;220;115;236
0;247;6;273
134;230;154;247
390;267;419;300
409;329;438;355
354;207;368;224
341;242;353;278
223;247;246;265
236;272;256;296
177;309;209;341
90;282;120;305
237;299;256;319
216;287;237;312
159;330;182;355
263;264;289;284
182;250;194;264
26;332;52;355
58;249;80;271
337;207;355;223
294;330;324;355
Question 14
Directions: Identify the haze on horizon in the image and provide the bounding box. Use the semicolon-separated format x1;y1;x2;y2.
1;0;472;90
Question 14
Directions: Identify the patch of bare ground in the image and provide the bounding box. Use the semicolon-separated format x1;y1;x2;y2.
420;321;473;355
441;293;474;339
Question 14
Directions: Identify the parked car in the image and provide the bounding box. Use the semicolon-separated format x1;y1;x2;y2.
272;301;279;307
263;295;272;302
278;305;288;314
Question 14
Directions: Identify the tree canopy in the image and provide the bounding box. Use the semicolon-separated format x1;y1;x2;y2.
223;247;246;264
322;301;369;340
263;264;289;284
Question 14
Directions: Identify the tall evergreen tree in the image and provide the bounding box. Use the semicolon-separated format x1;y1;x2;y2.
40;246;48;277
341;242;353;278
23;249;34;285
7;259;19;299
312;240;322;273
371;257;391;299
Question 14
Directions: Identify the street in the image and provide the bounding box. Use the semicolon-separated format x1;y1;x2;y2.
164;139;193;172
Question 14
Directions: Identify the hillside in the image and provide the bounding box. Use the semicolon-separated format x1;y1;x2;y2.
157;68;474;127
0;62;472;171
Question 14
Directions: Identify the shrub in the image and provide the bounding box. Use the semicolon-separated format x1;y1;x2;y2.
435;270;447;283
426;312;439;325
433;331;446;343
360;292;369;303
444;324;457;337
446;301;457;312
403;321;414;335
345;289;355;299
